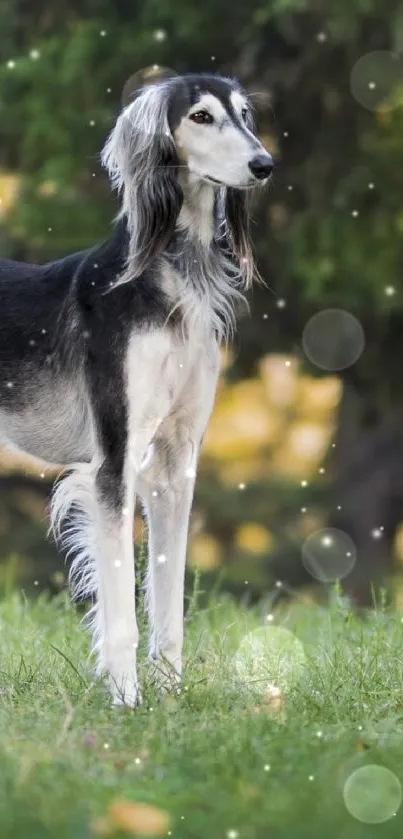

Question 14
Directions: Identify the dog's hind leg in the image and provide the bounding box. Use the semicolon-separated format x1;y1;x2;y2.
51;454;140;707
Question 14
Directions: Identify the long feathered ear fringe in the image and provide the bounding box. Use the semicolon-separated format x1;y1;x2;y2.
225;188;257;289
101;81;183;283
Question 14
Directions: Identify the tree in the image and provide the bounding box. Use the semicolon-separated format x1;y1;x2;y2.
1;0;403;602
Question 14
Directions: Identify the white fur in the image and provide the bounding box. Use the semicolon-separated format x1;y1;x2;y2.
175;92;261;188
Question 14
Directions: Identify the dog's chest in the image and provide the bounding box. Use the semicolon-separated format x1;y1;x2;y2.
126;325;218;428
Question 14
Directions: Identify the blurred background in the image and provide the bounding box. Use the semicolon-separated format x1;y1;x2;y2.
0;0;403;609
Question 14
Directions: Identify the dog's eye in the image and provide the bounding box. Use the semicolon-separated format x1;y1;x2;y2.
189;110;214;124
241;108;249;122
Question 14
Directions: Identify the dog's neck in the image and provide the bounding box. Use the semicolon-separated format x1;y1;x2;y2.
177;172;220;247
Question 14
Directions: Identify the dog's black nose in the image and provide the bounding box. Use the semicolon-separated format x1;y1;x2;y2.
248;153;274;180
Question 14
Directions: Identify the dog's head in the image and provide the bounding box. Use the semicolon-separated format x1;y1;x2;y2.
102;73;273;280
169;74;273;189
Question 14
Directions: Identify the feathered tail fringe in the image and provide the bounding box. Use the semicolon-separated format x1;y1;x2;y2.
49;463;104;667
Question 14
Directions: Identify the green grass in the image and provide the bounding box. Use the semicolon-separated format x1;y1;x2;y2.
1;586;403;839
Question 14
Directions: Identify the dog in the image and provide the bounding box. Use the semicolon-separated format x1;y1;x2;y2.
0;73;273;706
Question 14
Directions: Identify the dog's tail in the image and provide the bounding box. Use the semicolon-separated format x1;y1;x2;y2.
49;462;101;653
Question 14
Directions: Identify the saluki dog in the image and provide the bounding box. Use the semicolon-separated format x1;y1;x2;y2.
0;73;273;706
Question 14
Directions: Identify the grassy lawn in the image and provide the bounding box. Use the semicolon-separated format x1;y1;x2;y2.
1;584;403;839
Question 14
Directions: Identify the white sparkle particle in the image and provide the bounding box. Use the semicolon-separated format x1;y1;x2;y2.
244;580;249;585
186;467;196;478
276;298;286;308
93;262;98;268
122;507;129;516
238;482;246;490
34;580;39;586
285;360;291;367
157;554;167;564
89;120;95;127
287;185;293;191
283;131;289;137
301;480;308;487
275;580;282;589
371;528;382;540
106;87;112;93
264;764;271;771
7;60;15;69
266;614;274;622
227;831;238;839
153;29;166;41
321;535;333;547
319;467;325;474
30;49;40;60
29;339;35;346
351;210;359;217
309;775;314;781
152;64;160;71
263;313;268;319
100;30;107;36
316;730;323;738
134;757;141;764
114;559;122;568
368;81;376;90
337;505;342;510
41;328;47;335
152;490;158;497
385;285;396;297
358;725;363;731
103;742;109;749
40;472;45;479
368;182;375;189
179;363;184;368
301;507;307;513
48;227;52;232
211;56;216;61
316;31;327;42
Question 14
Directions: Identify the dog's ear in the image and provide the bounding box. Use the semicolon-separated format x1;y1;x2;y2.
225;188;255;288
102;81;183;279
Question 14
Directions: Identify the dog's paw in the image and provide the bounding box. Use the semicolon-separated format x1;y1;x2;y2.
110;672;142;709
148;654;181;696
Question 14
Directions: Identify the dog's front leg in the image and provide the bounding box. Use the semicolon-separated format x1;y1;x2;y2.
139;344;221;692
141;458;196;690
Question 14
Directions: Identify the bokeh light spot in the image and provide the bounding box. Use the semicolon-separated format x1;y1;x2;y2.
343;765;402;823
302;528;356;582
121;66;177;108
350;51;403;112
302;309;365;371
233;625;306;690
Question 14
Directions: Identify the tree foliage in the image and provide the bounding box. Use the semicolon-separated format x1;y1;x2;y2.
1;0;403;601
